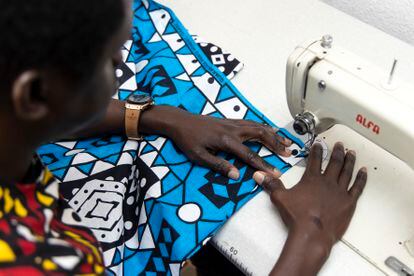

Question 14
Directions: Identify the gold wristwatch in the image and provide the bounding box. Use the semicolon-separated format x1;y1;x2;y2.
125;94;154;140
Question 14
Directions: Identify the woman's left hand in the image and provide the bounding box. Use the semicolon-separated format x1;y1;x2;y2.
140;106;292;180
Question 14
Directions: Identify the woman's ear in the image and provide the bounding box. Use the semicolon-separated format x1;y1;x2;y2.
11;70;49;121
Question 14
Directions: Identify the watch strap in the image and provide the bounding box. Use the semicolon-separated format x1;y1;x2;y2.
125;107;143;141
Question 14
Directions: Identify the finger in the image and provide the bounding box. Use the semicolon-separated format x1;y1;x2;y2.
195;150;240;180
260;130;292;157
238;126;292;157
266;126;293;147
260;125;292;147
324;142;346;179
232;119;263;127
349;167;368;199
232;119;293;147
253;171;286;193
225;141;281;177
338;150;356;189
229;119;270;132
275;134;293;147
305;143;323;174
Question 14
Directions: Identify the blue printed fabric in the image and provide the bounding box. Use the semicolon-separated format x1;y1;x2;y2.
38;0;304;275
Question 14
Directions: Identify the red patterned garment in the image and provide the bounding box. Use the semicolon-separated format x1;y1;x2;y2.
0;157;104;275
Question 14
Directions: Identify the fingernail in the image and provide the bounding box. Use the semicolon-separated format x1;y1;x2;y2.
272;127;279;132
273;168;282;177
348;150;356;156
361;167;367;173
285;138;293;145
228;169;240;180
285;149;292;156
253;171;266;185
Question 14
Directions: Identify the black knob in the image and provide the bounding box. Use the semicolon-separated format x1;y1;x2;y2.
293;120;308;135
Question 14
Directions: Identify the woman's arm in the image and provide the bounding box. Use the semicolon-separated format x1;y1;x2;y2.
71;99;126;138
271;226;330;276
70;99;293;179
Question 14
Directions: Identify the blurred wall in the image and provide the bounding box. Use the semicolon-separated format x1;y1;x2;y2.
322;0;414;45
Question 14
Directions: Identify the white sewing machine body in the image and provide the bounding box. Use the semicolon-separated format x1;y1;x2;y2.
286;36;414;169
213;38;414;275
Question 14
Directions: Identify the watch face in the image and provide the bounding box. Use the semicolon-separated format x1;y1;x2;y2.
127;94;153;104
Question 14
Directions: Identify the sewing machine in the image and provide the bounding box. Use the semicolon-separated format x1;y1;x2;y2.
287;35;414;169
212;36;414;276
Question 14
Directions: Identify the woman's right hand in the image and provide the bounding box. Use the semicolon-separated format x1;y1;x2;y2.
253;142;368;276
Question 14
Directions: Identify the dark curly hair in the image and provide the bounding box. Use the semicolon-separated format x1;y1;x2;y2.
0;0;125;91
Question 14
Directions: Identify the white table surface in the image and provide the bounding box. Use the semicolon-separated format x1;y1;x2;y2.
157;0;414;275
